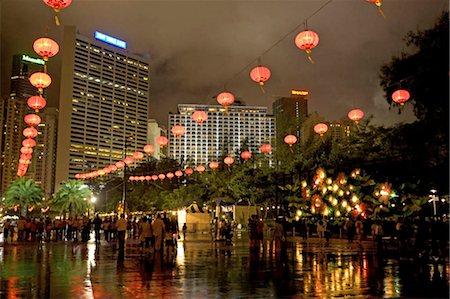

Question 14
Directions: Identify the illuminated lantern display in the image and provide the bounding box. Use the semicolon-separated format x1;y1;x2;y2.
294;30;320;62
138;176;144;181
171;125;186;137
110;165;118;172
124;157;134;165
23;127;38;139
19;159;31;165
27;96;47;112
260;144;272;154
29;72;52;92
152;175;158;181
216;92;235;110
20;154;32;160
185;168;194;175
347;109;364;123
144;144;155;155
22;139;37;148
284;134;298;146
196;165;205;173
209;161;219;169
33;37;59;61
224;157;234;166
391;89;410;105
42;0;73;26
158;174;166;180
175;170;183;177
20;147;33;155
145;176;151;181
75;174;81;179
166;172;174;179
250;66;271;86
24;114;41;127
133;151;144;161
97;169;106;176
156;136;168;147
314;123;328;136
241;151;252;160
192;111;208;124
115;161;125;169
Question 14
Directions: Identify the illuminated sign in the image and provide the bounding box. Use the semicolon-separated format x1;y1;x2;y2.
291;89;309;96
21;55;45;65
95;31;127;49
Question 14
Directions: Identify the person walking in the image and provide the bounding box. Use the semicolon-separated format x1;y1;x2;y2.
139;217;153;254
355;217;364;246
93;214;102;243
345;218;355;244
272;220;285;254
317;219;326;241
152;214;165;252
2;218;11;242
182;223;187;240
117;214;127;252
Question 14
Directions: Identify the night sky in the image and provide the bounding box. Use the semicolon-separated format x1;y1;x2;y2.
1;0;448;128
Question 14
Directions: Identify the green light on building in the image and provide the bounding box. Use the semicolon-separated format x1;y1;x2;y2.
21;54;45;65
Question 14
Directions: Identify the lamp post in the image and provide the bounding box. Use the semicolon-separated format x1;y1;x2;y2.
122;135;134;214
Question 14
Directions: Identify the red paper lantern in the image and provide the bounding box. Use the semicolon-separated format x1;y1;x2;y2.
175;170;183;177
29;72;52;92
241;151;252;160
145;176;151;181
75;174;81;179
129;176;135;181
144;144;155;155
110;165;117;172
20;147;33;155
217;92;235;108
33;37;59;61
295;30;320;54
156;136;168;147
97;169;106;176
124;157;134;165
137;176;144;181
250;66;271;86
24;114;41;126
260;144;272;154
22;139;37;148
196;165;205;173
115;161;125;169
284;134;298;146
185;168;194;175
43;0;72;11
314;123;328;136
167;172;174;179
133;151;144;161
209;161;219;169
27;96;47;112
192;111;208;124
23;127;38;138
224;157;234;166
158;174;166;180
20;154;32;160
367;0;382;7
152;175;158;181
171;125;186;137
348;109;364;123
391;89;410;105
19;159;31;165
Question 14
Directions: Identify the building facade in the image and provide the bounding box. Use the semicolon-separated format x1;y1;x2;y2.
55;27;150;187
147;119;166;160
168;104;275;166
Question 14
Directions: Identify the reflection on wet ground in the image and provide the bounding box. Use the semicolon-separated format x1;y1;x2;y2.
0;235;448;298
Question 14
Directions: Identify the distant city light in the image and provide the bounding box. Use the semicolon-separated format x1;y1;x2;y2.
21;54;45;65
95;31;127;49
291;89;309;96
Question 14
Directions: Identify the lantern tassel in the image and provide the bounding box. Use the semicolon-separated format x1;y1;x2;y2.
44;64;48;74
307;54;315;64
378;7;386;19
55;15;60;26
259;85;266;94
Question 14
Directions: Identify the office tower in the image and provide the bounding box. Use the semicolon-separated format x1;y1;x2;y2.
147;119;166;160
55;27;150;187
168;104;275;166
329;119;352;141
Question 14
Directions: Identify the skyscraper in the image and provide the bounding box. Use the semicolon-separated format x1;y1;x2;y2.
168;104;275;166
55;27;150;187
147;119;166;160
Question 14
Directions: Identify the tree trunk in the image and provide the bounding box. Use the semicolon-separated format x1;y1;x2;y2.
21;205;27;217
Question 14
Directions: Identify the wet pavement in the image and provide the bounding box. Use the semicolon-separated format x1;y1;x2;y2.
0;234;448;298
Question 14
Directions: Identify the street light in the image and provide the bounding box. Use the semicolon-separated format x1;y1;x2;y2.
429;189;439;218
90;196;97;204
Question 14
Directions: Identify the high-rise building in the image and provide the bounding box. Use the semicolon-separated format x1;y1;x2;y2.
55;27;150;187
147;119;166;160
168;104;275;166
329;119;352;140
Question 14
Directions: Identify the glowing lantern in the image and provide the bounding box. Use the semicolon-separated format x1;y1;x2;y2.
171;125;186;137
22;139;37;148
144;144;155;155
196;165;205;173
241;151;252;160
75;174;81;179
175;170;183;177
137;176;144;181
185;168;194;175
24;114;41;127
347;109;364;123
124;157;134;165
98;169;106;176
145;176;151;181
260;144;272;154
314;123;328;136
209;161;219;169
217;92;235;111
33;37;59;61
133;151;144;161
250;66;271;86
192;111;208;124
115;161;125;169
224;157;234;166
156;136;168;147
158;174;166;180
42;0;72;26
23;127;38;138
284;134;297;146
152;175;158;181
167;172;174;179
367;0;385;17
29;72;52;92
20;147;33;155
129;176;135;181
294;30;320;63
391;89;410;105
20;154;32;160
27;96;47;112
19;159;30;165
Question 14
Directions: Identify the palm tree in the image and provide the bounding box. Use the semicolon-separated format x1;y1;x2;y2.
52;180;93;217
4;177;44;217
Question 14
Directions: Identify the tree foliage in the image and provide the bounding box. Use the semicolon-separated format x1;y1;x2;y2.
52;180;92;216
4;177;44;216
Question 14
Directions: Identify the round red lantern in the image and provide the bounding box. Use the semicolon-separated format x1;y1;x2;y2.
22;139;37;148
241;151;252;160
391;89;410;105
348;109;364;123
145;176;151;181
171;125;186;137
23;127;38;139
75;174;81;179
19;159;31;165
260;144;272;154
124;157;134;165
27;96;47;112
29;72;52;92
209;161;219;169
250;66;271;86
224;157;234;166
43;0;72;11
133;151;144;161
167;172;174;179
33;37;59;61
295;30;320;54
21;147;33;154
24;114;41;127
217;92;235;109
110;165;117;172
152;175;158;181
156;136;168;147
20;153;32;160
196;165;205;173
185;168;194;175
144;144;155;155
314;123;328;136
284;134;298;146
175;170;183;177
115;161;125;169
129;176;135;181
97;169;106;176
158;174;166;180
367;0;382;6
192;111;208;124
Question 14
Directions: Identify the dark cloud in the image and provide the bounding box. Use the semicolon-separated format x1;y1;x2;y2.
1;0;447;128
